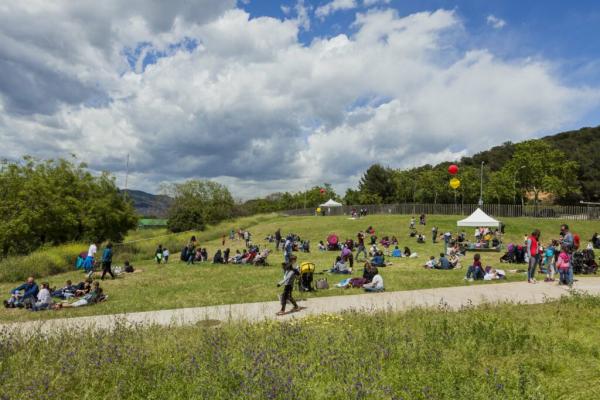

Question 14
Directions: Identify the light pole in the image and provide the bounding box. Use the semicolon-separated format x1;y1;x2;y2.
478;161;484;207
512;165;525;205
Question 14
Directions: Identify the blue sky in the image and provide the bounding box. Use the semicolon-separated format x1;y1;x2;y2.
0;0;598;196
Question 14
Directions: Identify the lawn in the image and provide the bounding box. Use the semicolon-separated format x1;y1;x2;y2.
1;214;598;323
2;294;600;399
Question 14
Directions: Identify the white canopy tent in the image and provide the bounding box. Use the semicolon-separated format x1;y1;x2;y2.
320;199;342;208
457;208;500;228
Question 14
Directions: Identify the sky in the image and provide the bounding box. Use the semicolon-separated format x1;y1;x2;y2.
1;0;599;199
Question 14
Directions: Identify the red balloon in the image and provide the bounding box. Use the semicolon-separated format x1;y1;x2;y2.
319;188;325;194
448;164;459;175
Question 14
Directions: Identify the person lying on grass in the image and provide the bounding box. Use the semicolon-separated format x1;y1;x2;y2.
277;261;300;315
58;281;106;308
51;280;77;299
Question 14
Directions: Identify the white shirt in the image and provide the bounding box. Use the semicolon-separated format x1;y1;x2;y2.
163;249;170;257
371;274;384;289
88;244;97;257
37;288;52;304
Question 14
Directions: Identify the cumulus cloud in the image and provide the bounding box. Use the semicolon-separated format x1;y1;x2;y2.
363;0;391;6
0;4;597;198
486;14;506;29
315;0;358;19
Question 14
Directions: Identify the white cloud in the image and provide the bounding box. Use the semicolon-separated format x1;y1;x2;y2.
363;0;391;6
295;0;311;30
315;0;357;19
487;14;506;29
0;5;597;198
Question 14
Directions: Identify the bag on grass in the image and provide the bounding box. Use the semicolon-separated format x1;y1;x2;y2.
316;278;329;290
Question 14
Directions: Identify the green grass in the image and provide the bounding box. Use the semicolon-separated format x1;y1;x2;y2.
1;214;598;323
2;294;600;399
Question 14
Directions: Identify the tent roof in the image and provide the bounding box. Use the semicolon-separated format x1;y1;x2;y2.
457;208;500;227
320;199;342;207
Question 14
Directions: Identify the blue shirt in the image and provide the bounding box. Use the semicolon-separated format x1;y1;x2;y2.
102;248;113;262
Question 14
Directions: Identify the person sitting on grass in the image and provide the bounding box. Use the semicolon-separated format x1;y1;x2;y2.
391;246;402;257
276;262;300;315
416;234;426;244
363;272;384;292
74;278;93;297
30;282;53;311
124;261;135;273
404;247;412;257
436;253;452;270
330;256;351;274
223;248;230;264
51;280;76;299
59;282;105;308
464;253;484;281
4;277;39;309
371;251;386;268
213;249;224;264
424;256;436;269
318;241;327;251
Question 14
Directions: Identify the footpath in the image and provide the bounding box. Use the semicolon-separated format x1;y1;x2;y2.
3;278;600;335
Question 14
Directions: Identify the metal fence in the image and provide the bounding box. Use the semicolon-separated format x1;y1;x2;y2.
283;203;600;220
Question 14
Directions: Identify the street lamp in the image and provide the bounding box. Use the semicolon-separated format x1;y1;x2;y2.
512;165;526;205
478;161;485;207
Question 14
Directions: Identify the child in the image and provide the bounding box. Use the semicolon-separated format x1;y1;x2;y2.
162;247;170;264
391;246;402;257
464;253;484;281
318;241;326;251
155;244;163;264
555;248;570;286
424;256;436;269
543;244;555;282
277;262;300;315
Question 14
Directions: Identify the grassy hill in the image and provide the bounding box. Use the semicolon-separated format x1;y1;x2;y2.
2;213;599;323
461;125;600;201
121;189;173;217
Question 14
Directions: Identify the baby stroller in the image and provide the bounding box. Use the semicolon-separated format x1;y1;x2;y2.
298;262;315;292
572;251;585;274
327;234;340;251
579;249;598;274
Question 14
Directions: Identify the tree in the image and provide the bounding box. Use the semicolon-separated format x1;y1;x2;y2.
165;180;234;232
505;140;579;206
358;164;394;203
0;157;138;257
485;169;516;205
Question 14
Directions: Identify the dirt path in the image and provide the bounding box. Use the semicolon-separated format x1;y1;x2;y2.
3;278;600;335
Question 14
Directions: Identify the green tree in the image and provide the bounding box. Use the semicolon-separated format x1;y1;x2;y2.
0;157;137;257
505;140;579;206
358;164;394;203
165;180;234;232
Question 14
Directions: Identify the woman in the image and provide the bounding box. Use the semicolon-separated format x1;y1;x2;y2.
527;229;541;284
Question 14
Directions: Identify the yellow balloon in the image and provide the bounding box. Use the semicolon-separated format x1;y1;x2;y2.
449;178;461;189
316;207;321;213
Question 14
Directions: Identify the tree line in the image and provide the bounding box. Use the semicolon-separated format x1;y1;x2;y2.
0;157;138;257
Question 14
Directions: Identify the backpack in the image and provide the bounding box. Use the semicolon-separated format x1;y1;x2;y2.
316;278;329;290
573;234;580;250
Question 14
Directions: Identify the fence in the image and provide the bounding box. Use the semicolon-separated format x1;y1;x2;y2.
283;203;600;220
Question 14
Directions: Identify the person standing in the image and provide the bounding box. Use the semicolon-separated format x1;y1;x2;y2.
560;224;574;286
100;243;114;280
155;244;163;264
162;247;170;264
409;217;416;230
356;231;367;261
284;235;293;263
84;241;98;277
276;262;300;315
527;229;540;283
275;228;282;251
431;226;438;243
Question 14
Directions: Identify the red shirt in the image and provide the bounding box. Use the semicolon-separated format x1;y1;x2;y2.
528;236;538;257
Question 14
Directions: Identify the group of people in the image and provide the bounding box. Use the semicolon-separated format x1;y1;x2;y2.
4;276;106;311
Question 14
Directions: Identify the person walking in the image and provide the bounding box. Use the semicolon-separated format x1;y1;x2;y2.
84;241;98;277
155;244;163;264
275;228;282;251
100;243;114;280
527;229;540;283
276;261;300;315
431;226;438;244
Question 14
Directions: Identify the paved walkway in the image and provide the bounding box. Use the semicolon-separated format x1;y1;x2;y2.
3;278;600;335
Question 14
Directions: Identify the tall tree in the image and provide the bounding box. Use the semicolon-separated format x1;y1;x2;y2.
358;164;394;203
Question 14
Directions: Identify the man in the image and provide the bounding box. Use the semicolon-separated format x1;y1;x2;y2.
284;235;293;263
431;226;438;243
436;253;452;270
100;242;114;280
4;277;39;308
560;224;575;286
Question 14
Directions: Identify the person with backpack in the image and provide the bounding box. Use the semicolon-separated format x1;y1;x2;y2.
100;242;115;280
155;244;163;264
526;229;541;283
276;261;300;315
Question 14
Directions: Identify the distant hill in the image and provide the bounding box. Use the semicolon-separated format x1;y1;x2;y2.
461;125;600;202
121;189;173;218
